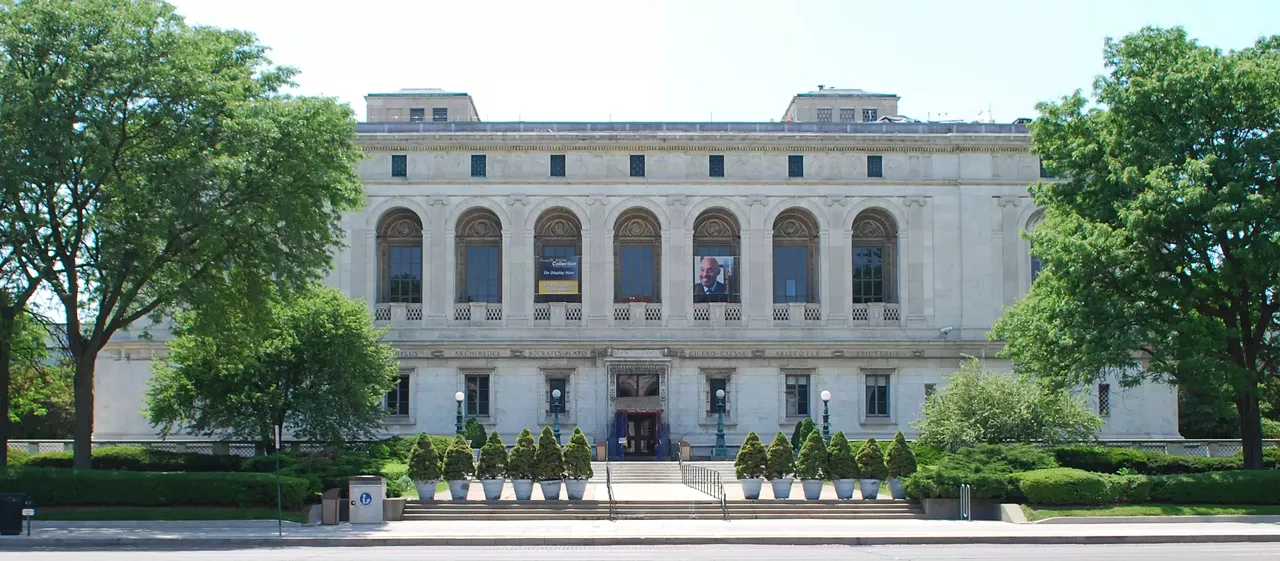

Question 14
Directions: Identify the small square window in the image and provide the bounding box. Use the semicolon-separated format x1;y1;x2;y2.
788;155;804;178
471;154;487;178
385;374;410;416
1098;384;1111;417
705;374;731;417
630;155;645;177
816;108;832;123
391;155;407;178
466;374;490;417
867;155;883;178
785;373;810;416
863;108;878;122
550;154;566;177
432;107;448;122
840;108;857;122
924;383;937;399
866;373;891;417
547;377;569;415
708;155;724;178
409;108;425;122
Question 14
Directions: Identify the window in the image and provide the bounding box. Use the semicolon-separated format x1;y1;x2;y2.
693;209;741;304
924;383;937;399
708;154;724;177
816;108;832;123
464;246;501;303
785;373;810;416
1098;384;1111;416
863;108;878;122
550;154;566;177
867;155;883;178
866;373;891;417
840;108;857;122
388;246;423;303
534;208;582;304
471;154;487;177
788;155;804;178
772;209;820;304
391;154;407;178
852;247;884;303
547;377;569;415
376;209;423;304
466;374;490;417
705;372;731;417
629;155;645;177
409;108;425;122
619;246;655;300
614;209;662;303
385;374;410;416
774;245;809;303
1031;253;1043;282
1039;159;1050;178
455;208;503;303
616;374;659;397
432;107;448;122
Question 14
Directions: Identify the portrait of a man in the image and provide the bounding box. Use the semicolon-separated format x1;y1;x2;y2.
694;255;734;302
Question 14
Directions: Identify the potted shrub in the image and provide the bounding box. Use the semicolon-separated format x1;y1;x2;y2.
562;427;594;500
856;437;888;500
407;433;441;500
734;432;767;500
476;432;508;500
442;435;475;501
765;432;795;500
795;431;827;500
824;431;858;500
535;426;565;500
885;431;918;500
464;418;488;450
507;428;537;501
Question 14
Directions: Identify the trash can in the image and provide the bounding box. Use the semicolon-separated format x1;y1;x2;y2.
0;493;26;536
320;488;341;526
348;476;386;524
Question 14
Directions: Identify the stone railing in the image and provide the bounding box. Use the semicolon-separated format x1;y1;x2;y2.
612;302;662;326
453;302;502;325
772;303;823;326
691;303;743;326
372;303;424;325
532;302;583;327
850;302;901;326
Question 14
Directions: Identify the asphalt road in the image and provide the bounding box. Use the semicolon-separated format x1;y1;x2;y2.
2;544;1277;560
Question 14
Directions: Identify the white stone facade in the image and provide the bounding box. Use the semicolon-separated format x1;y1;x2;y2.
91;94;1181;453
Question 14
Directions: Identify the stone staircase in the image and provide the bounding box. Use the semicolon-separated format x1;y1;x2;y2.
588;461;682;483
402;499;925;521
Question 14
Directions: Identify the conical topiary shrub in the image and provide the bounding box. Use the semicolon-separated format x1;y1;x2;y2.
766;432;795;480
535;426;565;481
856;437;888;500
734;432;767;479
795;431;828;500
886;431;917;478
442;435;475;500
825;431;858;500
790;417;817;451
408;433;442;499
477;432;508;480
464;417;487;449
507;428;538;500
563;428;594;480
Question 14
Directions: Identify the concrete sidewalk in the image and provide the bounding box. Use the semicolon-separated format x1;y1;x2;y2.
2;518;1280;549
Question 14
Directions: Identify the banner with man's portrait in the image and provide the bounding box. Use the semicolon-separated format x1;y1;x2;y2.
693;255;737;302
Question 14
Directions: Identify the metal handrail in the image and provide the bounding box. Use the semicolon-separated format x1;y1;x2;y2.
605;454;617;521
679;462;729;520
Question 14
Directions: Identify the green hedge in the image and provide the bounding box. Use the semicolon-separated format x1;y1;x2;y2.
24;446;244;472
1150;470;1280;504
902;444;1057;501
1049;446;1275;475
243;451;383;495
6;449;28;466
0;467;309;508
1014;468;1280;506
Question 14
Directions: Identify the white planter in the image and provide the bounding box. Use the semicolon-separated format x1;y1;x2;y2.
512;479;534;501
564;478;588;500
481;479;504;500
412;479;438;501
801;479;824;500
539;480;563;500
739;478;763;500
889;478;906;500
770;478;794;500
833;479;856;500
448;480;470;501
860;479;882;500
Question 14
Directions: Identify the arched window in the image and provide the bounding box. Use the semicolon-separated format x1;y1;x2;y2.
772;208;819;303
614;208;661;303
692;209;740;303
377;209;423;303
534;208;582;303
455;208;502;303
851;209;899;303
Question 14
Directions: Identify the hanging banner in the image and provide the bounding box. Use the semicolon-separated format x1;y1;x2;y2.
537;256;580;295
693;255;736;301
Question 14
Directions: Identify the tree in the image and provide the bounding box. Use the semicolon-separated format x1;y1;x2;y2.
990;27;1280;469
441;435;474;481
855;438;888;481
463;418;487;449
765;432;794;480
0;0;364;468
734;432;767;479
407;434;441;482
790;417;816;451
794;431;827;480
506;428;537;480
475;432;507;481
886;431;918;479
534;426;564;482
823;431;858;481
145;285;399;451
7;315;73;439
914;357;1102;450
563;427;593;480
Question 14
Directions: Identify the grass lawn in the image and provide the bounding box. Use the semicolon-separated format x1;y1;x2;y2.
1023;504;1280;521
33;507;309;524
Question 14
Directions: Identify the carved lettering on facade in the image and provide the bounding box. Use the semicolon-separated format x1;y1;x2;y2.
772;350;822;357
847;350;906;358
395;350;424;358
525;350;595;358
684;350;753;358
451;350;506;357
611;349;664;358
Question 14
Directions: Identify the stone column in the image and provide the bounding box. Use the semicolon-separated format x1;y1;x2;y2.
588;196;610;327
505;197;529;324
997;196;1021;308
427;198;450;327
906;197;927;327
748;197;772;327
360;230;376;307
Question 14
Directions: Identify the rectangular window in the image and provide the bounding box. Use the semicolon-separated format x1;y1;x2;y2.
385;374;410;416
706;376;730;417
924;383;937;400
867;155;883;178
708;154;724;177
840;108;857;122
785;374;810;417
391;154;407;178
547;377;569;415
618;245;655;300
866;373;891;417
550;154;566;177
863;108;878;122
816;108;832;123
409;108;425;122
466;374;490;417
1031;253;1043;283
470;154;486;177
432;107;448;122
464;245;501;303
1098;384;1111;417
773;245;810;303
388;246;423;303
788;155;804;178
852;247;885;303
629;154;645;177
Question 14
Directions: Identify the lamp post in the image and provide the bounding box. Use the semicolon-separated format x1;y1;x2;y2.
454;391;464;435
551;388;562;444
820;390;832;441
713;388;728;458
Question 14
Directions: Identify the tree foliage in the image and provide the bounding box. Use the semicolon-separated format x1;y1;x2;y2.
734;432;767;479
765;432;794;480
794;431;827;480
915;357;1102;450
856;438;888;480
563;427;593;480
441;435;474;481
506;428;537;480
476;432;507;480
145;285;399;450
790;417;816;451
407;434;441;481
823;431;858;480
534;426;564;481
886;431;918;479
990;27;1280;468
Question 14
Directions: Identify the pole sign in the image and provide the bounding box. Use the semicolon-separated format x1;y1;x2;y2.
536;256;579;295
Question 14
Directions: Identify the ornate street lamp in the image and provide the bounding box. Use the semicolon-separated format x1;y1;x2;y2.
821;390;832;441
552;388;562;444
454;391;465;435
713;388;728;458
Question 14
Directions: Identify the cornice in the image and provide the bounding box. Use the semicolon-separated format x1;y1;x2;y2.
356;133;1031;154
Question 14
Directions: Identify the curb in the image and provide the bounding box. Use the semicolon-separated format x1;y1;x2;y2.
1034;515;1280;525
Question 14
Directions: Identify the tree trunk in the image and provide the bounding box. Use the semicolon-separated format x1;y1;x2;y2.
1236;393;1264;470
72;351;97;469
0;333;11;467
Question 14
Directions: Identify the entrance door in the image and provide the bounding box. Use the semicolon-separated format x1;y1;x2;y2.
624;413;657;457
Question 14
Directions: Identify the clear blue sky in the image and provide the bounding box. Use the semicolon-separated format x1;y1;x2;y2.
166;0;1279;123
